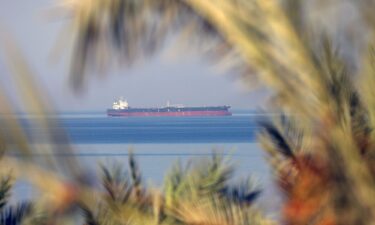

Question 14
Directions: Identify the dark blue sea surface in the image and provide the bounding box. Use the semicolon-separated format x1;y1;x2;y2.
21;113;261;143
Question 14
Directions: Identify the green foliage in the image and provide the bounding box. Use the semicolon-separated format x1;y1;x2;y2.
4;0;375;224
76;153;270;225
161;154;268;225
101;162;132;203
164;154;235;208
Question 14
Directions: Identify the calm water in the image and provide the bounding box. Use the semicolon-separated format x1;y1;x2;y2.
12;112;281;216
20;113;259;143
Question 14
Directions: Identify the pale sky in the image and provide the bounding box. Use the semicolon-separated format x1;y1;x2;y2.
0;0;268;111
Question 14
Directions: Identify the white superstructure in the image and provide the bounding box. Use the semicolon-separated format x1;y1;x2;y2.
112;98;129;110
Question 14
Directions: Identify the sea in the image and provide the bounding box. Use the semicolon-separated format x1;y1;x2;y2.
11;110;281;216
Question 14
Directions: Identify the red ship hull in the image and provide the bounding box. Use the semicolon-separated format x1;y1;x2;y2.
107;110;232;117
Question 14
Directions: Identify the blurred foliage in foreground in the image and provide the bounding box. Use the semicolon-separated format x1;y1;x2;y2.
2;0;375;224
0;152;271;225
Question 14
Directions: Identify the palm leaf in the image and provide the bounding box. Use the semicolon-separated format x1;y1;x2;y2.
61;0;255;91
79;203;100;225
128;151;143;201
162;154;270;225
100;162;131;203
258;119;294;159
219;178;262;206
0;31;85;184
0;176;12;211
0;202;33;225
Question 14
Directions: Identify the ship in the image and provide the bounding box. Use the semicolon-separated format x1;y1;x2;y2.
107;98;232;117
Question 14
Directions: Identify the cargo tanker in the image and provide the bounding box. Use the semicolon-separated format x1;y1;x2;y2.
107;99;231;117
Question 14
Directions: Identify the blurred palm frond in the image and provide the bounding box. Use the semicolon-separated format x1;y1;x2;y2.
0;176;12;211
78;153;273;225
0;202;36;225
0;29;85;178
2;0;375;224
101;162;132;203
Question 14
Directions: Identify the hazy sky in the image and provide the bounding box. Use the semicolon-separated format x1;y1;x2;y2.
0;0;267;112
